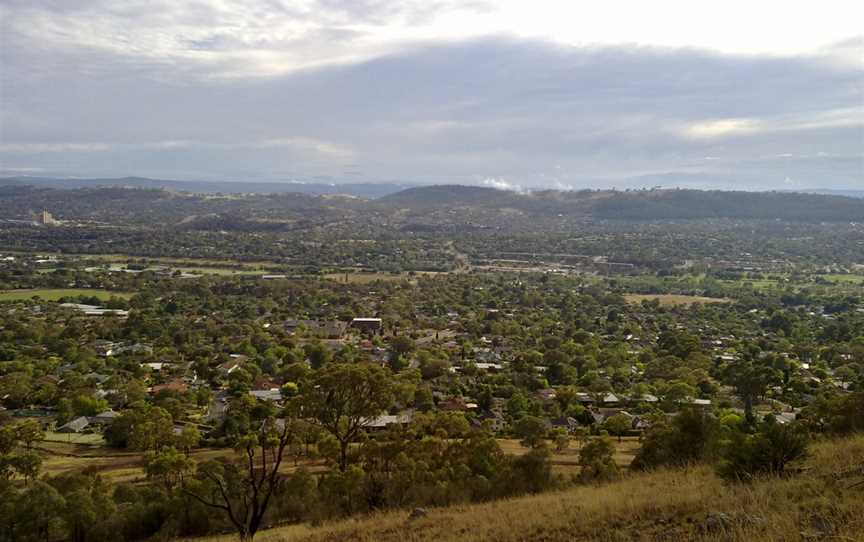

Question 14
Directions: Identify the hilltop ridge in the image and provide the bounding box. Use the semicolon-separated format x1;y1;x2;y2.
2;183;863;226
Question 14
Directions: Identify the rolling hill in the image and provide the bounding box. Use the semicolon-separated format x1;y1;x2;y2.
2;183;863;227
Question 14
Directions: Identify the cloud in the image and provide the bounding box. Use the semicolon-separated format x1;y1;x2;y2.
0;138;353;159
0;1;861;189
680;108;863;140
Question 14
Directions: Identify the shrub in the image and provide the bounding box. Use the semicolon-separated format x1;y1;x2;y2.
578;437;619;483
717;418;809;482
631;408;720;470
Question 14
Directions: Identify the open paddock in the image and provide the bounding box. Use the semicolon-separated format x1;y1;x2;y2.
624;294;732;307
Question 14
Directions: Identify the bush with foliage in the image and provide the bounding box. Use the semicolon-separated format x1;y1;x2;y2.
631;408;720;470
578;437;619;483
717;418;809;482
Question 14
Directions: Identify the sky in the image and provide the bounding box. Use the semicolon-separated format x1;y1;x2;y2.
0;0;862;190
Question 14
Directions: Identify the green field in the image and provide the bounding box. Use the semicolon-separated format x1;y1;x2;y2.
42;431;106;445
0;288;133;302
104;263;264;276
820;274;864;284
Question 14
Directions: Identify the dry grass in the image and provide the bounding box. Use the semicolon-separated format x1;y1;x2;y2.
624;294;732;307
39;438;636;483
497;437;641;475
193;435;864;542
38;441;328;484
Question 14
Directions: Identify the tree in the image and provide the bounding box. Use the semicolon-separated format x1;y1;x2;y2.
571;426;589;450
723;359;781;427
578;437;619;483
128;406;175;452
145;446;194;491
49;472;116;542
552;428;570;452
603;414;632;442
176;425;202;457
389;335;415;360
302;363;396;471
0;423;42;484
804;391;864;434
304;341;332;370
514;416;548;449
506;392;529;419
15;420;44;451
8;481;67;542
183;417;296;541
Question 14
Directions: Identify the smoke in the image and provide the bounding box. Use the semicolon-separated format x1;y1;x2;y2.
479;177;525;193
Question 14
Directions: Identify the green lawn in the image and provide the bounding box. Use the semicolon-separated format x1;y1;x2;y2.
42;431;106;445
819;274;864;284
0;288;133;302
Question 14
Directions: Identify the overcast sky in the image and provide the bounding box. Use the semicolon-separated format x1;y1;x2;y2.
1;0;862;190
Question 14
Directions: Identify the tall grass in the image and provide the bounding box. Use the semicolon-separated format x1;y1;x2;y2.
194;435;864;542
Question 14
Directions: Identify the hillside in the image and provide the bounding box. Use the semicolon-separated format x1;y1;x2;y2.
378;186;864;223
375;185;517;209
3;184;864;227
198;435;864;542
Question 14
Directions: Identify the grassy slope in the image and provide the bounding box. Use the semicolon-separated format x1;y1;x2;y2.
197;435;864;542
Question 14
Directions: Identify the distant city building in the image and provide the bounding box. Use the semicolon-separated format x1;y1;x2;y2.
38;210;58;225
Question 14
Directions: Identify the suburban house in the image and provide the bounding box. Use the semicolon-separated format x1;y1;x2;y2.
150;379;188;394
549;416;581;433
283;320;348;339
88;410;120;425
362;412;414;433
218;354;248;375
249;388;283;402
57;416;90;433
350;317;383;334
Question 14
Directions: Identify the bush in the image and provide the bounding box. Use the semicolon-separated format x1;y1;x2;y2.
631;408;720;470
717;419;809;482
578;437;619;483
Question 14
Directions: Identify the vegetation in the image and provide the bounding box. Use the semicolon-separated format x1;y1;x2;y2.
0;289;132;302
193;435;864;542
0;185;861;540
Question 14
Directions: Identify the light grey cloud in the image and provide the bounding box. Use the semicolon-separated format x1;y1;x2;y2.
0;1;861;189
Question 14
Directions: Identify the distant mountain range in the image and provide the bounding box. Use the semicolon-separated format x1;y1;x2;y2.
0;176;411;199
800;189;864;199
3;175;861;199
375;185;864;222
2;182;863;226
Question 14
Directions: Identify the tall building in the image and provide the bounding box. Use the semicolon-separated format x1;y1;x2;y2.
38;210;57;225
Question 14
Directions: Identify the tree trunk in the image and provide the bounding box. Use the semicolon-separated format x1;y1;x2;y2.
744;394;756;428
339;440;349;472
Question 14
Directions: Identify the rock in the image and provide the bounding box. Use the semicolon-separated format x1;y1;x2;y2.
700;511;733;534
811;516;834;535
408;508;428;520
740;514;765;527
